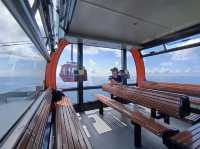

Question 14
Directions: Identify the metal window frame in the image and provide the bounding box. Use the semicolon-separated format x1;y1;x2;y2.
142;41;200;58
2;0;50;61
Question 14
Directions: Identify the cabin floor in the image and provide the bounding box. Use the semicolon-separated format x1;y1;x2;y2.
77;103;191;149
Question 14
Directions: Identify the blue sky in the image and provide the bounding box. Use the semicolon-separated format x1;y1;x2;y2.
1;0;200;80
144;38;200;77
57;39;200;81
0;1;46;78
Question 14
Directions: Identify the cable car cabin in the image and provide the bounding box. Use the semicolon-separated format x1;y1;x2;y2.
0;1;200;149
60;62;77;82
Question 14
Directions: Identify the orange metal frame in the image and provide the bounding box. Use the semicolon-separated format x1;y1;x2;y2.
45;39;69;89
130;48;146;87
45;42;145;89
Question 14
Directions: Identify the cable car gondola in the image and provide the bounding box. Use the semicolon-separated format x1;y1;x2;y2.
59;44;87;82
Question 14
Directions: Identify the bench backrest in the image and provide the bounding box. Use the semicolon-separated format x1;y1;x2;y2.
102;83;190;118
141;81;200;97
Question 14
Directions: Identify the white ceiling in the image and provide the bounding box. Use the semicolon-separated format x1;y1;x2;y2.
67;0;200;48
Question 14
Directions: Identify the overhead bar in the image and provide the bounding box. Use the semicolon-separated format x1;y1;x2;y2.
32;0;40;15
142;42;200;57
2;0;50;61
38;0;55;50
63;0;77;33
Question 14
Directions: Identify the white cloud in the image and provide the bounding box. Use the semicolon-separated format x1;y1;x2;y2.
160;62;173;67
0;44;44;61
170;38;200;61
170;49;197;61
179;38;200;47
0;2;46;78
114;50;121;58
83;45;121;58
114;61;120;68
83;46;100;55
0;2;45;61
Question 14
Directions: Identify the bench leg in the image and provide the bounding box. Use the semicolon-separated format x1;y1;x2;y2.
163;115;170;124
111;94;113;99
99;102;104;115
134;123;142;148
151;109;156;118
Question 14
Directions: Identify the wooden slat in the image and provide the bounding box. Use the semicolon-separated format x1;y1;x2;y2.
54;97;92;149
102;83;190;118
15;90;52;149
184;114;200;124
170;123;200;149
96;94;170;137
141;81;200;97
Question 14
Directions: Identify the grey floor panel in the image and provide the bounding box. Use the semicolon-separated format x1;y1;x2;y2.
79;108;191;149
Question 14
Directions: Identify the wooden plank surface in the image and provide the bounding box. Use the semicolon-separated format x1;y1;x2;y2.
96;94;170;137
102;83;190;118
54;97;92;149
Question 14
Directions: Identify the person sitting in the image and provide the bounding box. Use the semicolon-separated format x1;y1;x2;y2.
119;69;130;85
108;67;123;100
108;67;122;85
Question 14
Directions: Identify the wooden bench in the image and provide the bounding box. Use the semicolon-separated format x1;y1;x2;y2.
140;81;200;97
15;90;52;149
139;81;200;122
54;97;92;149
0;89;52;149
164;123;200;149
96;94;179;147
102;83;191;119
134;87;200;124
140;81;200;112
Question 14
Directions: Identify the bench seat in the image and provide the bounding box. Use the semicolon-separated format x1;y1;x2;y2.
54;97;92;149
96;94;179;147
96;94;170;136
184;113;200;125
166;123;200;149
0;89;52;149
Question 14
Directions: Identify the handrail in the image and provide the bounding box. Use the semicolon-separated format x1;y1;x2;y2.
61;83;137;92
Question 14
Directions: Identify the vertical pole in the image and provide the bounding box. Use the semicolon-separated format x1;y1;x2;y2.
71;44;73;62
99;102;104;115
151;109;157;118
77;43;84;111
163;115;170;124
134;123;142;147
121;48;127;85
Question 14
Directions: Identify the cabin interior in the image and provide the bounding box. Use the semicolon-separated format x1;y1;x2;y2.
0;0;200;149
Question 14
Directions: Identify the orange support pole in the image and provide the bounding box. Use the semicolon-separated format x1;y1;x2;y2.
130;48;146;87
45;39;69;89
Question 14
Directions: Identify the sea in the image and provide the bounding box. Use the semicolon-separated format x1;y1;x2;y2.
57;75;200;104
0;75;200;140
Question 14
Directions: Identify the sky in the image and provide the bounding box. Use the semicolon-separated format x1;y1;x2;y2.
144;39;200;77
0;1;46;78
1;1;200;81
